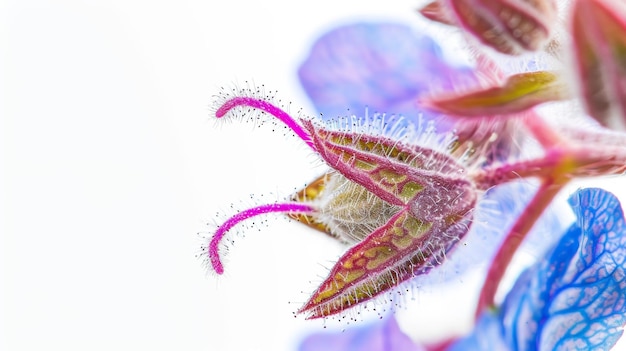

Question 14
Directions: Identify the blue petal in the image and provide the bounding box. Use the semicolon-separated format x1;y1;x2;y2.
298;316;424;351
500;188;626;350
447;312;509;351
298;22;476;121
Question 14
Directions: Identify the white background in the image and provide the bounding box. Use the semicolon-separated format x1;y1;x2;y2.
2;1;626;351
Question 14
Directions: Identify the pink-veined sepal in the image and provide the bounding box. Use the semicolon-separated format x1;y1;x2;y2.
420;71;569;117
299;208;473;318
302;120;471;208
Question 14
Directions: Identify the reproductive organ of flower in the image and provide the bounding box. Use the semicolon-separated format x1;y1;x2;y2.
203;0;626;322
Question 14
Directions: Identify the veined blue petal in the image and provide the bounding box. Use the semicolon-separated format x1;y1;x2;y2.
298;316;423;351
500;188;626;350
298;22;476;121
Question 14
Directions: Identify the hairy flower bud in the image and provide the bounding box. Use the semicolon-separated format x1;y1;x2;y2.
206;91;482;319
295;119;478;318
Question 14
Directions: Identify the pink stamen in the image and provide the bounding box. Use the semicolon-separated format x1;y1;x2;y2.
216;96;317;151
209;202;316;274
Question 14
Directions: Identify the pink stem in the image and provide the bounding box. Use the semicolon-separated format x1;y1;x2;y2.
216;96;317;151
209;202;315;274
471;149;566;190
473;144;626;190
524;112;566;148
475;177;568;317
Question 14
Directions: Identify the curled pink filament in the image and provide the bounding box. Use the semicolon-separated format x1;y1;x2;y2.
209;202;316;274
216;96;317;151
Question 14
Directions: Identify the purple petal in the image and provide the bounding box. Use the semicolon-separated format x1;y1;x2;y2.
298;22;476;120
298;316;424;351
501;188;626;350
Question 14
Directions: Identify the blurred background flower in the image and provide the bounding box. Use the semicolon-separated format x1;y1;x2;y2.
300;315;424;351
298;22;477;121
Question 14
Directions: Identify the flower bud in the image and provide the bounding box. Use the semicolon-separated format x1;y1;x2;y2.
296;120;478;318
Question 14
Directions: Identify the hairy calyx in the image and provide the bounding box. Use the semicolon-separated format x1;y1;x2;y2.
206;89;626;321
207;94;478;318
